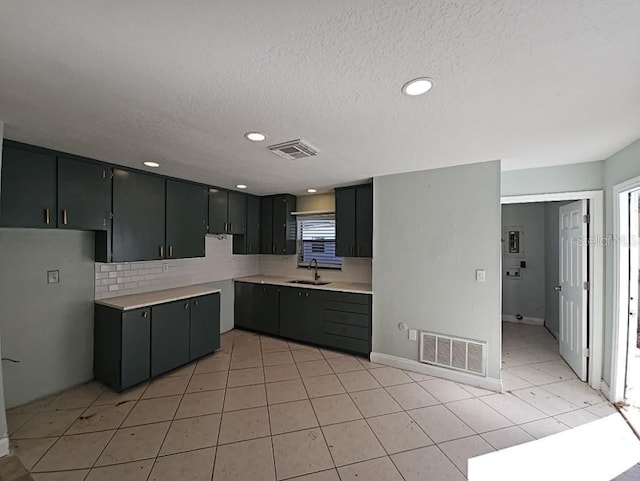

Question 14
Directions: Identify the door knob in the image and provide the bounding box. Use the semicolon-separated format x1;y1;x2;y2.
554;285;562;291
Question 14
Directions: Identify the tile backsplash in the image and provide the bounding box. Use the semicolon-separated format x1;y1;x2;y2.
258;255;372;284
95;236;372;299
95;235;260;299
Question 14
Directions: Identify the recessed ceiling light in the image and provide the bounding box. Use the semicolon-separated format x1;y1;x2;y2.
244;132;266;142
401;77;434;96
307;189;317;193
236;184;247;189
143;161;160;168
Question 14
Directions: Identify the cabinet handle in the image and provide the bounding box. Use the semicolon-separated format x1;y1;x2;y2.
62;209;68;225
169;245;173;257
298;292;302;297
194;300;199;306
44;208;51;224
248;243;252;253
224;222;228;231
305;292;309;297
229;222;232;232
184;303;189;309
357;245;361;256
159;246;164;258
142;311;148;318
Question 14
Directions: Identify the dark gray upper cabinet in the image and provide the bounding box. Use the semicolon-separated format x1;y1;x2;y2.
261;194;296;255
260;196;274;254
233;194;260;255
335;184;373;258
0;145;57;228
355;184;373;257
112;169;166;262
207;188;228;234
335;187;356;257
57;157;111;231
166;179;207;259
228;191;247;235
208;189;247;235
151;300;191;377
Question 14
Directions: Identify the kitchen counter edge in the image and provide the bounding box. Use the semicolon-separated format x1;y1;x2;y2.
95;283;222;311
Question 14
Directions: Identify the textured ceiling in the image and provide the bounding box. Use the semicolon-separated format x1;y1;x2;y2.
0;1;639;195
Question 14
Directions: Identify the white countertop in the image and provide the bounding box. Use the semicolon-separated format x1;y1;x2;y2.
95;283;222;311
235;275;372;295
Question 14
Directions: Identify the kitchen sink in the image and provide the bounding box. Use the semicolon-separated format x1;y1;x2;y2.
288;279;332;286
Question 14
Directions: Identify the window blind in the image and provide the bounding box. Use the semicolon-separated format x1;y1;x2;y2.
297;215;342;268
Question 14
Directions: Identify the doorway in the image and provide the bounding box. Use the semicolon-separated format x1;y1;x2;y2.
612;177;640;404
501;200;589;381
501;190;604;392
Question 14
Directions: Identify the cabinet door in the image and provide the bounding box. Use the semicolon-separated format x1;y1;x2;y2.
57;157;111;231
260;196;273;254
304;289;324;343
112;169;166;262
246;195;261;254
166;179;207;258
227;191;247;235
151;301;190;377
208;189;228;234
355;184;373;257
254;284;280;335
234;282;255;330
0;146;57;228
190;294;220;360
272;195;286;255
279;287;305;341
121;308;151;390
335;187;356;257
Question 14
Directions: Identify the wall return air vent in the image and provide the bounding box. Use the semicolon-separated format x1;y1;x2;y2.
419;331;486;376
268;139;318;160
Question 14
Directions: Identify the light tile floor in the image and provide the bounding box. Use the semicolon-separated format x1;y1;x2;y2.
6;324;619;480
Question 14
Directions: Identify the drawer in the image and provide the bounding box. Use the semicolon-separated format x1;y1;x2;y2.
324;300;370;315
324;291;371;305
323;310;370;328
323;321;369;340
323;333;370;356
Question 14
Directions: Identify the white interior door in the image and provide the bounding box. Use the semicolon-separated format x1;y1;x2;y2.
625;191;640;400
559;200;588;381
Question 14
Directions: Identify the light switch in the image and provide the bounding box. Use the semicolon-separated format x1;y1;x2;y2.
47;270;59;284
476;269;486;282
409;329;417;341
162;263;169;273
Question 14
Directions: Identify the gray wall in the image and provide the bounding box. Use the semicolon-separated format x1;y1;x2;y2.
0;121;7;441
373;160;502;380
501;160;604;196
0;229;95;408
602;138;640;385
501;203;546;320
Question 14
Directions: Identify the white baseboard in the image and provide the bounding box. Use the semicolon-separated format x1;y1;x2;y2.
502;315;544;326
0;436;9;457
370;352;503;393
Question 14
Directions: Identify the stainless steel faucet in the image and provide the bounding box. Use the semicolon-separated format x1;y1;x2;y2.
309;258;320;282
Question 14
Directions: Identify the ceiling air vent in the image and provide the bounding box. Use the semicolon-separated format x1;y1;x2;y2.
268;139;318;160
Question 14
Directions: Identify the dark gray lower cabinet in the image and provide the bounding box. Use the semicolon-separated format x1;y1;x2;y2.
190;294;221;359
234;282;279;335
94;305;151;392
280;287;322;344
94;292;220;391
234;282;371;356
151;300;191;377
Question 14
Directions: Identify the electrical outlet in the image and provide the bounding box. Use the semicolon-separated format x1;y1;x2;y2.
162;263;169;273
476;269;486;282
47;270;59;284
409;329;417;341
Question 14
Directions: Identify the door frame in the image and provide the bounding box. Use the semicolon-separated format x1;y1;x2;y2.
501;190;604;392
611;175;640;402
